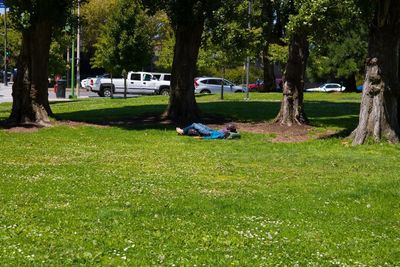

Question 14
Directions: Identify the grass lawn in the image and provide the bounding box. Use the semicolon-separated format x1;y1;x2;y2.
0;92;399;266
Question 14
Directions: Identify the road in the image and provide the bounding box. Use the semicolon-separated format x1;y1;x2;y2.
0;83;100;103
0;84;141;103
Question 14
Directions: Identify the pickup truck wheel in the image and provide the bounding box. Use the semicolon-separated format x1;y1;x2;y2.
160;88;170;96
102;88;112;97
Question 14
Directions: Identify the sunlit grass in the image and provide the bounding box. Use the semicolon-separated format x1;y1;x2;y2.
1;93;399;266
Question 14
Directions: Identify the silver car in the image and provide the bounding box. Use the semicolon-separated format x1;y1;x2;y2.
194;77;246;94
306;83;346;92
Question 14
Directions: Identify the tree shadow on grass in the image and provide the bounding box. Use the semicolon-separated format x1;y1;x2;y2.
51;100;360;134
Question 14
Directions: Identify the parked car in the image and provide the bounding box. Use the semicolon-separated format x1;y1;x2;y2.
92;71;170;97
194;77;246;94
357;85;363;91
248;80;264;92
306;83;346;92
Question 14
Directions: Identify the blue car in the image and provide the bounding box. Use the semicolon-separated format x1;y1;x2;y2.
357;85;363;91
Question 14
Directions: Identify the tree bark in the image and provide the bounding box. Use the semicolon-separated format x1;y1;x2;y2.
165;20;204;123
8;20;53;127
261;0;275;92
274;34;309;126
345;73;357;92
262;49;275;92
351;0;400;144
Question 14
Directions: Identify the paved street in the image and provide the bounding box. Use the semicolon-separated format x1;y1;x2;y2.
0;84;141;103
0;83;100;103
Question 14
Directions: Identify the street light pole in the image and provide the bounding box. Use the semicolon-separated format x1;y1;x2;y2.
70;0;76;98
3;5;7;86
245;0;252;100
76;0;80;96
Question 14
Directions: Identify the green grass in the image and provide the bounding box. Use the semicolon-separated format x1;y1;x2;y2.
1;92;399;266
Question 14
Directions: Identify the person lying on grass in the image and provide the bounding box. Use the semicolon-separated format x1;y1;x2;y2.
176;123;240;139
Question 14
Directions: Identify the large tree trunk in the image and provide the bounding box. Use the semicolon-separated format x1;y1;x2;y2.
351;1;400;144
8;20;53;127
345;73;357;92
165;20;204;123
262;47;275;92
274;34;309;126
260;1;275;92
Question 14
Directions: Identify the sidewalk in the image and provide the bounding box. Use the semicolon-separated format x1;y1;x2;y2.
0;84;96;103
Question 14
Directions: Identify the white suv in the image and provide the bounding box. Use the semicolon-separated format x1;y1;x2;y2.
194;77;246;94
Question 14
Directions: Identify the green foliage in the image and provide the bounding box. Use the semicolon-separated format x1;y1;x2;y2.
80;0;117;50
91;0;153;75
48;37;70;78
303;0;368;82
307;30;368;82
204;0;256;64
0;14;21;68
5;0;71;32
153;12;174;71
269;43;288;65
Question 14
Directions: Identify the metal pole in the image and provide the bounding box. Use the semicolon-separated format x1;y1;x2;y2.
66;47;70;88
4;6;7;86
76;0;80;96
70;1;76;98
245;0;252;100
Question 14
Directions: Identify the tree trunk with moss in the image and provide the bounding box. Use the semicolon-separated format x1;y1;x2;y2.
275;34;309;126
165;21;204;123
9;20;53;127
351;0;400;144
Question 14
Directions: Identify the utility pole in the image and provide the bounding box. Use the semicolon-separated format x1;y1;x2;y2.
76;0;80;96
70;0;76;98
66;47;70;88
245;0;252;100
3;5;7;86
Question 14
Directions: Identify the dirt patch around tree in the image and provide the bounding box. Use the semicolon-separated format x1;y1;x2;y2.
1;115;337;143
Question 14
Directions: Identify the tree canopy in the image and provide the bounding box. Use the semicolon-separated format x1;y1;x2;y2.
90;0;153;76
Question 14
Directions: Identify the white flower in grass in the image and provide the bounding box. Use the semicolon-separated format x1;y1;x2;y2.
266;232;273;240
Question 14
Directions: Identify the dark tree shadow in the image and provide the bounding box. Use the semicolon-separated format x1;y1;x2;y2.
49;100;360;135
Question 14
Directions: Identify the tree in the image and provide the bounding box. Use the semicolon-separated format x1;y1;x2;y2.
0;13;21;69
91;0;153;76
5;0;71;126
143;0;226;123
352;0;400;144
274;0;312;126
201;0;254;99
274;0;359;126
80;0;117;50
48;35;72;79
153;11;174;72
307;30;368;91
305;6;368;92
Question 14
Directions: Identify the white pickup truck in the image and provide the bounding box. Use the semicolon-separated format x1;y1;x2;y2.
92;71;171;97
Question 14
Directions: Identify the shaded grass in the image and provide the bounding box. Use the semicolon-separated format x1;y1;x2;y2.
1;92;399;266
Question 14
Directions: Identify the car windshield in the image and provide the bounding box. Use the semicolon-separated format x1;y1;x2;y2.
224;80;234;86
